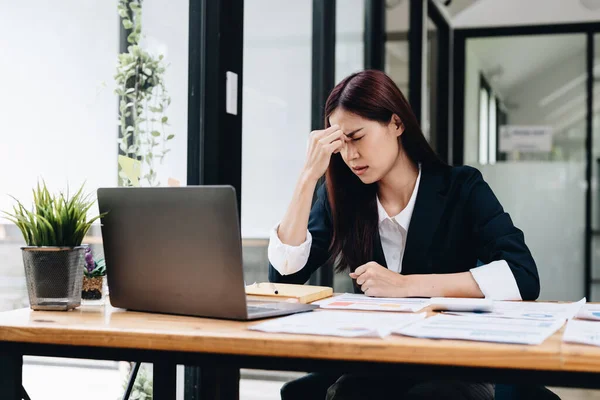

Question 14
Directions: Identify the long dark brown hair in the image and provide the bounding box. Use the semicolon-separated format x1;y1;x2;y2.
325;69;443;272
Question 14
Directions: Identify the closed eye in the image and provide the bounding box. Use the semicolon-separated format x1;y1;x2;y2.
352;136;364;141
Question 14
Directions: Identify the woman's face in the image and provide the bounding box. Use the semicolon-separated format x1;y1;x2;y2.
329;108;404;184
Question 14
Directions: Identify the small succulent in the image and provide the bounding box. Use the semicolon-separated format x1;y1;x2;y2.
83;247;106;278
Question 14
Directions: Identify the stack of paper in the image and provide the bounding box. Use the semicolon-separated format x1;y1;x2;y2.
395;314;565;345
313;293;430;312
430;297;494;312
249;310;426;338
445;298;586;321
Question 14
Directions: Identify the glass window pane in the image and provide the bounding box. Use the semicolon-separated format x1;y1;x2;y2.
241;1;313;285
385;0;409;97
426;17;439;143
592;33;600;300
0;1;120;311
141;0;189;187
336;0;364;83
0;1;190;397
489;95;497;164
479;88;489;164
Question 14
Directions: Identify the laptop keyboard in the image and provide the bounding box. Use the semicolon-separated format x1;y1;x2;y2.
247;305;281;314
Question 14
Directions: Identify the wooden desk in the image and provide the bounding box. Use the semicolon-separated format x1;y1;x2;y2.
0;305;598;399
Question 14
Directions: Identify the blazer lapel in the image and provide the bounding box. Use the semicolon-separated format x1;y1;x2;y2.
401;165;448;275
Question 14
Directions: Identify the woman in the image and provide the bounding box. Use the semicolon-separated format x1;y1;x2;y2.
267;70;540;400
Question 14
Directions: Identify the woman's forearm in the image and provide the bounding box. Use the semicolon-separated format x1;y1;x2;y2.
277;173;318;246
411;272;484;298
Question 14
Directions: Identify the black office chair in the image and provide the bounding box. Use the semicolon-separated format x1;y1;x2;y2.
495;384;561;400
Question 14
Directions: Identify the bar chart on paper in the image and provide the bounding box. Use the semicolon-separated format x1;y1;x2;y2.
314;294;430;312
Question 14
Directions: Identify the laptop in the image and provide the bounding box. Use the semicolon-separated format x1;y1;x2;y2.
96;186;317;320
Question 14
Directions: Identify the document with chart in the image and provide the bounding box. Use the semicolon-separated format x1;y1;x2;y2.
394;314;565;345
563;319;600;346
249;310;426;338
575;304;600;321
313;293;430;312
445;298;586;321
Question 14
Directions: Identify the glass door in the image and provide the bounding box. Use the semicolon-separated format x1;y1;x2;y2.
464;34;588;301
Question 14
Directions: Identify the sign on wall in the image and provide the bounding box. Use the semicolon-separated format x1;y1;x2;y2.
499;126;553;153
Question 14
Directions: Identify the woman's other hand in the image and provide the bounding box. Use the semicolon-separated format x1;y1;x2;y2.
350;262;416;297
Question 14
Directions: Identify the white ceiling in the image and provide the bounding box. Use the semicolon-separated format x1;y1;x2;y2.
468;34;587;95
385;0;479;32
453;0;600;27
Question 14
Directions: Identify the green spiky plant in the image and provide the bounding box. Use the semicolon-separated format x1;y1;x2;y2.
2;182;105;247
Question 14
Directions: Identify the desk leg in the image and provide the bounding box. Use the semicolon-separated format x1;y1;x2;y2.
185;366;239;400
0;353;22;400
154;361;177;400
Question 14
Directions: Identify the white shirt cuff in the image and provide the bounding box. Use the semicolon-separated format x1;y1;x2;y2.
470;260;522;300
267;224;312;276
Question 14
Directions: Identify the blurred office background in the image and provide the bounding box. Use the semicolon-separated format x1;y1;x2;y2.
2;0;600;398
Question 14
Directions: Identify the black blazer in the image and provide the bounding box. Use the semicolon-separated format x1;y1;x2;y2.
269;163;540;301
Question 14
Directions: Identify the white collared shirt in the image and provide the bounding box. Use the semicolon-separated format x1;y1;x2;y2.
267;167;522;300
376;166;421;273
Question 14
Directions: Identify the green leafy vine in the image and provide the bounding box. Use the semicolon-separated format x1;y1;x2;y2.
115;0;173;187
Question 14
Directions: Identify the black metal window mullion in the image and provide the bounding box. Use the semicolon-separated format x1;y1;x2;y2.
187;0;244;209
364;0;385;70
408;0;425;124
309;0;336;287
427;0;452;164
452;30;466;166
186;0;244;398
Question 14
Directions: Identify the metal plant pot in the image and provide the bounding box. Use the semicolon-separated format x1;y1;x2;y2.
21;246;85;311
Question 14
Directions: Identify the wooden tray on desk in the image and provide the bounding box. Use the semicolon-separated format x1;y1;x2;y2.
245;282;332;304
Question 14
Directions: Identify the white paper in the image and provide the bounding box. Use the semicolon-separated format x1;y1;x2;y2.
563;319;600;346
313;293;430;313
430;297;494;312
249;310;427;338
395;314;565;345
575;304;600;321
444;298;586;321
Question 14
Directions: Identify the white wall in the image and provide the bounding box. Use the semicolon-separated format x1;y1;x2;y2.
0;0;119;216
479;163;585;301
241;0;313;238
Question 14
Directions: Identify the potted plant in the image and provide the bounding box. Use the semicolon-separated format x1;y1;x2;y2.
2;182;105;311
82;247;107;301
